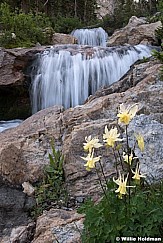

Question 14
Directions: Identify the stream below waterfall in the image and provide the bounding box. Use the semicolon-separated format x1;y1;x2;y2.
0;119;22;132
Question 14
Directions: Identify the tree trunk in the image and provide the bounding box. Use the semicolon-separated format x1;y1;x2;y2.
83;0;88;22
74;0;77;17
21;0;29;13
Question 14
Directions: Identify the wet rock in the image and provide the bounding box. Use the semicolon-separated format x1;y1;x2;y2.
0;47;45;87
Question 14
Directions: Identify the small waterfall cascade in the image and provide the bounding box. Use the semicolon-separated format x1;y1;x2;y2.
0;119;22;132
71;27;108;47
31;44;152;113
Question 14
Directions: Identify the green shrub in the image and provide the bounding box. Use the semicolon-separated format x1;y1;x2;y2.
157;0;163;14
78;181;163;242
31;143;68;218
52;16;83;34
0;3;52;48
153;9;163;80
152;48;163;80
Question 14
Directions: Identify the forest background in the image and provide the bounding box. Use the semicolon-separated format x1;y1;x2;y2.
0;0;162;48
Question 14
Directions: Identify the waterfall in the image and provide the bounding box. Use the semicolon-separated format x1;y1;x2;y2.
31;44;152;113
0;119;22;132
71;27;108;47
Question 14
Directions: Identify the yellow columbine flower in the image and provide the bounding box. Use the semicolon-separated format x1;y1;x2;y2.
131;163;146;181
81;149;101;170
123;152;136;165
113;172;135;199
135;133;145;152
83;135;102;153
117;103;138;125
103;126;122;148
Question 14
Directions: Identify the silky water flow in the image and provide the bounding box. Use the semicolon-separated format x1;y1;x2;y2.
31;44;152;113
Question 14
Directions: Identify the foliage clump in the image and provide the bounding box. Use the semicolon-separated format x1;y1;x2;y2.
79;181;163;242
31;143;68;218
152;0;163;80
0;3;52;48
51;16;83;34
79;103;163;242
0;1;98;48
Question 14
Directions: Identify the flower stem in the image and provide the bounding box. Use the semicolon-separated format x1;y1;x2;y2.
98;160;108;186
112;148;119;177
117;149;124;171
126;125;131;204
95;167;108;199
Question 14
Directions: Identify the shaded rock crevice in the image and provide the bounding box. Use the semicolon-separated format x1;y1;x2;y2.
0;47;46;120
0;176;36;243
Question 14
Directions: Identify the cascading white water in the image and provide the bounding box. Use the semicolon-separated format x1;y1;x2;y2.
0;119;22;132
31;44;152;113
71;27;108;47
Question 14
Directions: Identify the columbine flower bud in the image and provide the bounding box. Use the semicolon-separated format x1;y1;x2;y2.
135;133;145;152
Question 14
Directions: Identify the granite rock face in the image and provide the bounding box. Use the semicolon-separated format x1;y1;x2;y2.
0;177;35;243
0;105;64;184
0;47;45;87
0;58;162;193
32;209;84;243
107;16;162;46
96;0;115;18
52;33;77;45
62;59;163;197
128;115;163;181
0;57;163;242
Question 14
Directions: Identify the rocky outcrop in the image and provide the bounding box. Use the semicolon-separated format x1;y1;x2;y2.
0;57;162;188
0;47;45;87
0;57;163;242
63;59;163;195
0;105;63;184
32;209;84;243
52;33;77;45
1;222;36;243
107;16;162;46
0;177;35;243
96;0;115;18
0;47;46;120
